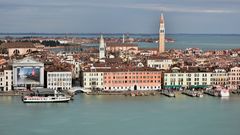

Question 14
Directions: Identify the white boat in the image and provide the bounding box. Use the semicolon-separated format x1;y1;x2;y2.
214;85;230;97
182;90;197;97
219;89;230;97
22;89;71;103
161;90;175;97
196;92;204;98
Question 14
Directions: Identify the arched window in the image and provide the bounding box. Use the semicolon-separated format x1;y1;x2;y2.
13;49;20;55
26;49;32;53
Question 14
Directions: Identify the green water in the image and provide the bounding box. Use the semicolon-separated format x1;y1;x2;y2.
1;95;240;135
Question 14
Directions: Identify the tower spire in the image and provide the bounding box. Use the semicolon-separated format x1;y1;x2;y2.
99;34;106;61
158;13;165;54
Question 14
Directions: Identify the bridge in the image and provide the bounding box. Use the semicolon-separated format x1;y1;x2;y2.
68;87;91;94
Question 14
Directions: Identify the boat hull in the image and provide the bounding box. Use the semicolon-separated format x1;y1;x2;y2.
220;91;230;97
23;99;70;103
22;96;71;103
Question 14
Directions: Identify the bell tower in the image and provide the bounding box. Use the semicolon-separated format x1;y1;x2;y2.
158;13;165;54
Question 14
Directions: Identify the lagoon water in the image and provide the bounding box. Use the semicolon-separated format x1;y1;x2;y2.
47;34;240;53
1;94;240;135
1;34;240;51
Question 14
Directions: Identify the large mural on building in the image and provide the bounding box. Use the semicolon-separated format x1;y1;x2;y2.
17;67;40;84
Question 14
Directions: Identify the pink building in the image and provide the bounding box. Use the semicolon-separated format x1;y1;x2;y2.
228;66;240;89
103;67;162;91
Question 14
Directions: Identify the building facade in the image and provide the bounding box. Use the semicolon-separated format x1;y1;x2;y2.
0;69;13;91
228;66;240;89
83;69;104;90
83;67;162;91
104;69;162;91
106;43;138;54
211;69;228;86
147;59;173;70
164;68;212;88
47;72;72;90
0;42;37;57
12;57;44;90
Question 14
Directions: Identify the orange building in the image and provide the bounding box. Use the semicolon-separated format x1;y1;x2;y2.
103;67;162;91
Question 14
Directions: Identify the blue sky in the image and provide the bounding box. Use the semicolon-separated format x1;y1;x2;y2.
0;0;240;34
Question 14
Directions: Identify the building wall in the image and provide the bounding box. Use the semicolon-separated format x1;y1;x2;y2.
0;70;13;91
140;50;158;56
106;46;138;54
147;59;173;70
8;48;37;56
83;72;104;90
74;62;81;79
12;58;44;90
47;72;72;90
211;69;228;86
228;67;240;89
164;72;212;87
104;71;162;91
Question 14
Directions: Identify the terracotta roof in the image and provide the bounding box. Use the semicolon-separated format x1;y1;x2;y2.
165;66;213;73
84;67;162;72
0;42;36;49
0;65;12;72
139;48;157;51
44;62;73;72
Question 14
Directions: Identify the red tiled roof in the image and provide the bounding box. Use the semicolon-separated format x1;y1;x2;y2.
0;42;36;49
84;66;162;72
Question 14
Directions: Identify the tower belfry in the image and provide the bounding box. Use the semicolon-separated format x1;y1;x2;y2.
99;35;106;60
158;13;165;54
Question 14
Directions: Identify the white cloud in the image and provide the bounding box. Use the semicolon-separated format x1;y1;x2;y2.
120;3;238;14
0;1;239;14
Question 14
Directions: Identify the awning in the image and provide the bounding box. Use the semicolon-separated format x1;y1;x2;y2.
190;85;209;88
164;85;182;89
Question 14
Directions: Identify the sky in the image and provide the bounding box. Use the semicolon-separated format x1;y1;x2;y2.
0;0;240;34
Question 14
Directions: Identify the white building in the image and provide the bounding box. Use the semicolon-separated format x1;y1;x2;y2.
83;68;104;90
99;35;106;61
74;61;81;79
0;69;13;91
147;59;173;70
12;57;44;90
47;72;72;90
228;66;240;89
211;69;228;86
59;54;81;79
164;67;212;89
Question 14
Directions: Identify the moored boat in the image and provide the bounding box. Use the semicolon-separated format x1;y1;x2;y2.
204;89;219;97
196;92;204;98
182;90;197;97
204;86;230;97
219;89;230;97
22;89;71;103
161;90;175;97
